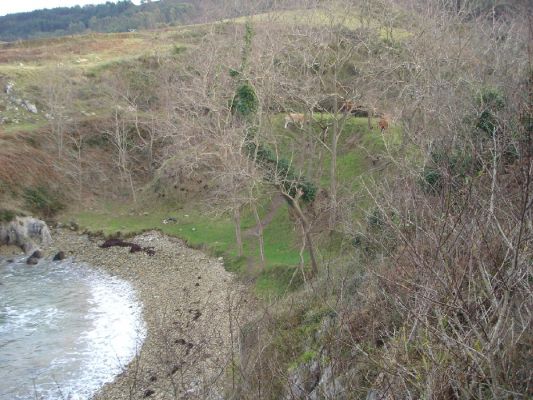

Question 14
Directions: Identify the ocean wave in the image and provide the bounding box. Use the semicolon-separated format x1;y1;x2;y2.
0;259;146;399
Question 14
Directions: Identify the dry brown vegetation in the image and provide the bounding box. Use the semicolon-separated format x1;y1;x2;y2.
0;133;59;190
0;34;148;64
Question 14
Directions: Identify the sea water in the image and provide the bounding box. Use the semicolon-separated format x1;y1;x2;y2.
0;256;146;399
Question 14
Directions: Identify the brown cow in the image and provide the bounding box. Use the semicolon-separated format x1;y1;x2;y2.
340;100;357;114
378;117;389;132
284;113;306;129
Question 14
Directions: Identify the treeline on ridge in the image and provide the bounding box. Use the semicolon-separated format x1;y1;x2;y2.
0;0;193;42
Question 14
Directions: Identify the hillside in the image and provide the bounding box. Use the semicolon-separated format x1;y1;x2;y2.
0;0;531;398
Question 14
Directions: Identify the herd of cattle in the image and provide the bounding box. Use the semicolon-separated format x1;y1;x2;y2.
283;100;389;133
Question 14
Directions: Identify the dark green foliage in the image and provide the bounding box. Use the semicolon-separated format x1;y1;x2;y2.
421;167;442;193
421;147;480;194
172;44;186;55
240;22;254;72
85;134;109;148
477;110;498;135
231;83;258;117
244;131;316;203
228;19;315;201
0;0;193;41
476;87;505;136
229;68;241;78
367;208;386;230
22;187;64;217
230;22;257;118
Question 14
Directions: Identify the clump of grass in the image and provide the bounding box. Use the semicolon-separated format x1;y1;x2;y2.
0;209;16;222
256;264;306;298
172;44;186;55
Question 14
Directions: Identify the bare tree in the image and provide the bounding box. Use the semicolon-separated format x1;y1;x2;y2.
41;65;74;159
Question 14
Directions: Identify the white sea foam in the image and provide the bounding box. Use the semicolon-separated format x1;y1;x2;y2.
62;274;146;398
0;258;146;400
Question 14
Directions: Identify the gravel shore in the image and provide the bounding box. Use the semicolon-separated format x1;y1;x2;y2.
45;229;250;400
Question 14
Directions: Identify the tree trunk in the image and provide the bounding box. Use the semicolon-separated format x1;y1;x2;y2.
252;203;265;264
128;172;137;203
234;208;243;257
282;192;318;276
330;130;337;229
330;63;339;230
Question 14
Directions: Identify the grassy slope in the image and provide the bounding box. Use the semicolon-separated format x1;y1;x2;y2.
0;29;196;134
0;9;417;386
230;9;411;40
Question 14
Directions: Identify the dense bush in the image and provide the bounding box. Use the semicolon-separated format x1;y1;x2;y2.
244;131;317;203
476;86;505;136
231;83;258;118
421;147;480;193
22;187;64;217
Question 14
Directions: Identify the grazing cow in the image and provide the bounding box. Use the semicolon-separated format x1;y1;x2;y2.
340;100;357;114
378;117;389;132
284;113;306;129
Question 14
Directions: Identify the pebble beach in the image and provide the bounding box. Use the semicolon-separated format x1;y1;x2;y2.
42;229;250;400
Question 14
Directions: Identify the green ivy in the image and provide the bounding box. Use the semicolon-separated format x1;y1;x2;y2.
244;130;316;203
232;83;258;117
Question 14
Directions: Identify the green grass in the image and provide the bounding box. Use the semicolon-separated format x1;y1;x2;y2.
63;109;401;296
0;120;46;134
65;199;306;298
268;113;400;187
256;263;306;298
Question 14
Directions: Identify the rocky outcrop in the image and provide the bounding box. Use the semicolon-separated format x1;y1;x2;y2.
26;250;44;265
0;216;52;255
22;100;38;114
283;315;347;400
5;82;14;95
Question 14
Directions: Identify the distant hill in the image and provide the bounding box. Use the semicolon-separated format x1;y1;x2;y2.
0;0;194;42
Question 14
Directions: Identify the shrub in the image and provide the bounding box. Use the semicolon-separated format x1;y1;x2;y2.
244;135;317;203
0;209;16;223
231;83;258;117
421;167;442;193
172;44;186;55
475;86;505;136
420;147;480;194
22;186;64;217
